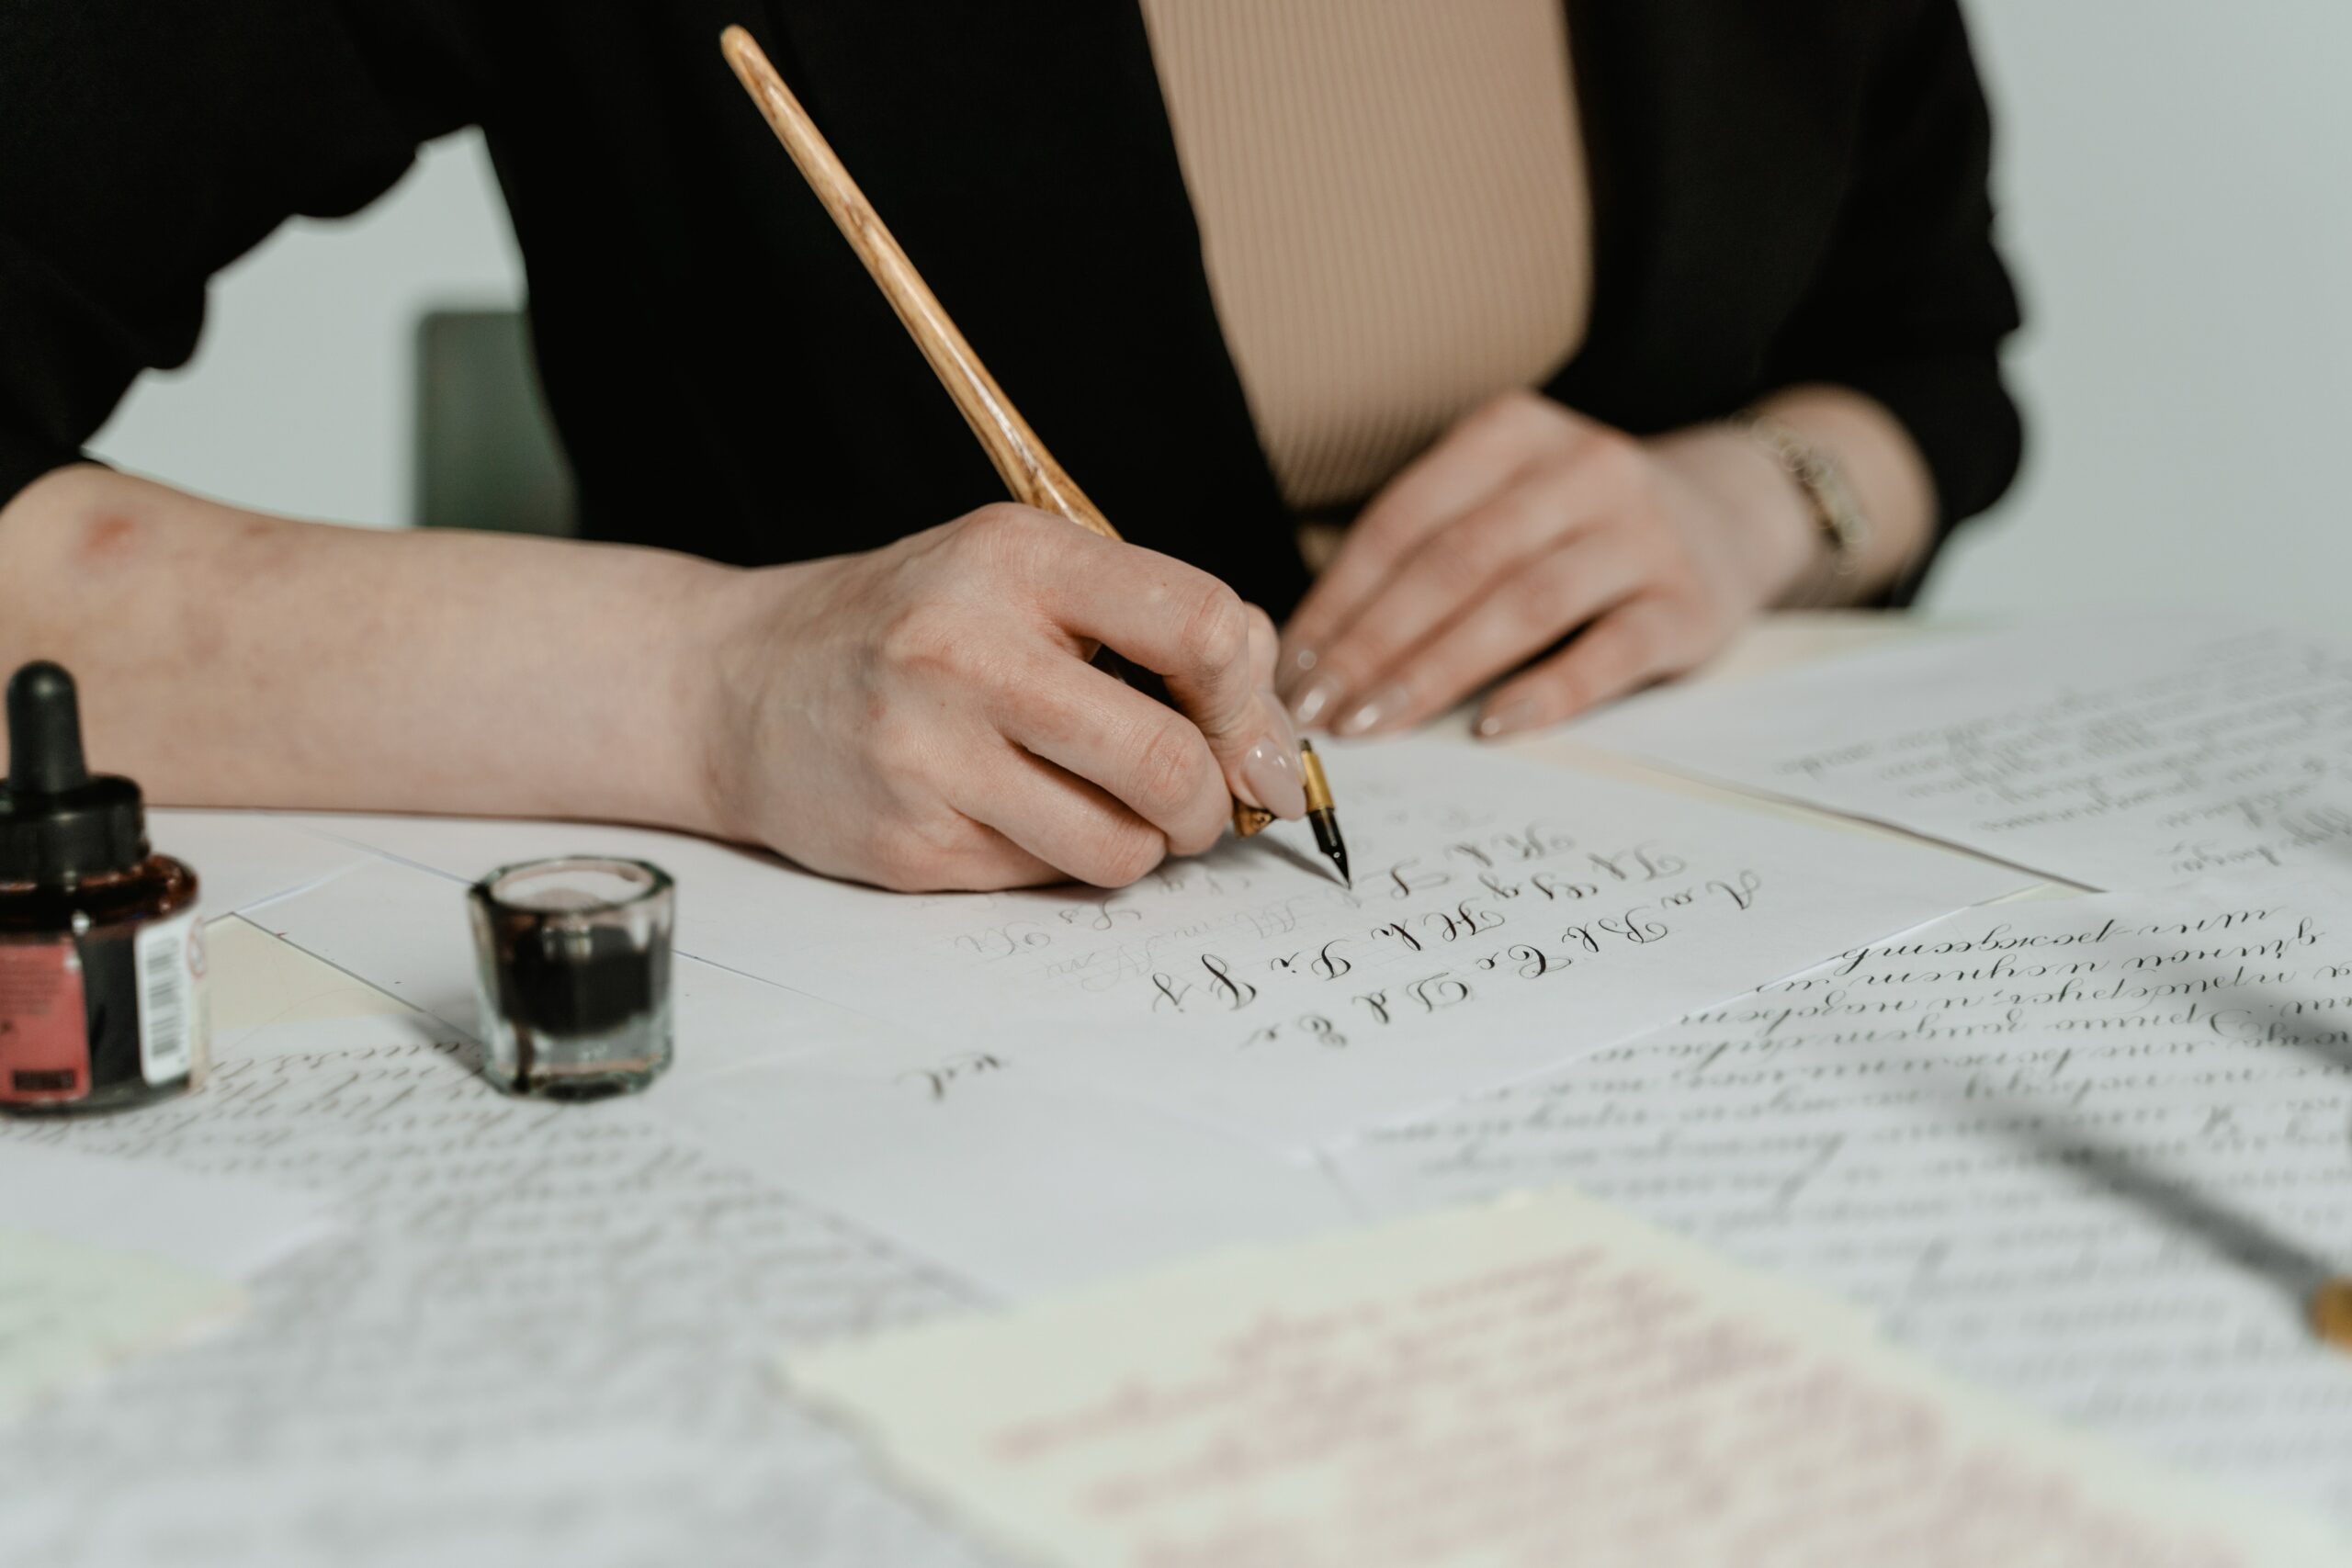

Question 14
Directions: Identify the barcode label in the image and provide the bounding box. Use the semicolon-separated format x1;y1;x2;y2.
135;911;200;1085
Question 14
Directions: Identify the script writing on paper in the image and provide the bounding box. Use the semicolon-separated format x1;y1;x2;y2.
1572;620;2352;890
0;1022;996;1568
802;740;2030;1142
788;1191;2332;1568
1334;881;2352;1527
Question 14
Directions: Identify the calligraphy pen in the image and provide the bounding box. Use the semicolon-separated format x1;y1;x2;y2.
719;25;1349;889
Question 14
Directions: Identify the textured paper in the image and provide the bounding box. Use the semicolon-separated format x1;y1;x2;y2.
787;1190;2340;1568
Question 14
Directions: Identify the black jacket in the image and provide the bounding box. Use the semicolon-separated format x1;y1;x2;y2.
0;0;2022;615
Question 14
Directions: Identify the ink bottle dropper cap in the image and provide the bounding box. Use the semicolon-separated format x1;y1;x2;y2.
0;661;148;884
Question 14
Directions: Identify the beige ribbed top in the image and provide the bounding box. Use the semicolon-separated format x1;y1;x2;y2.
1137;0;1594;511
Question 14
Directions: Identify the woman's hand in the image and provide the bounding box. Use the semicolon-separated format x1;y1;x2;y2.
701;503;1306;892
1278;391;1826;739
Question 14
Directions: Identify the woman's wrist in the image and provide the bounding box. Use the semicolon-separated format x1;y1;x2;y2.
1645;423;1826;612
1744;386;1939;603
670;552;835;847
1642;389;1940;612
639;550;758;841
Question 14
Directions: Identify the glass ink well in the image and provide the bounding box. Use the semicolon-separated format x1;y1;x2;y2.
0;662;208;1116
468;856;674;1100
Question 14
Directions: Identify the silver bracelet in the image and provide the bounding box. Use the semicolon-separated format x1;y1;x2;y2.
1736;414;1871;579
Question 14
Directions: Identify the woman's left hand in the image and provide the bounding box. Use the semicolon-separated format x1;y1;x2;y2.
1278;390;1825;739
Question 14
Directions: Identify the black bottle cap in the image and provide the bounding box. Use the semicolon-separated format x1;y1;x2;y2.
0;662;147;884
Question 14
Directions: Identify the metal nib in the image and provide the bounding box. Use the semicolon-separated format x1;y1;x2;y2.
1309;810;1350;889
1297;739;1350;889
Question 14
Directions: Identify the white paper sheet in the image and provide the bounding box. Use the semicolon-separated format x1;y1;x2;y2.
0;1142;337;1278
249;852;904;1079
254;855;1363;1298
789;1189;2339;1568
1571;617;2352;892
259;739;2032;1145
652;1045;1363;1299
145;810;377;919
1329;877;2352;1527
0;1002;1006;1568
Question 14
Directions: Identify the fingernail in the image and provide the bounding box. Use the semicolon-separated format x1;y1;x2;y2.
1476;697;1544;739
1290;673;1344;728
1334;682;1409;738
1239;714;1309;820
1276;645;1319;698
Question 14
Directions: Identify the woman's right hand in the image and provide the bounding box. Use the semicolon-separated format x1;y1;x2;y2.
698;503;1307;892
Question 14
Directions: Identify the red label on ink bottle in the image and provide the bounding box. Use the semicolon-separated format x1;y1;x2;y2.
0;937;92;1104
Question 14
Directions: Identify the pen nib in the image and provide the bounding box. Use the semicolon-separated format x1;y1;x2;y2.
1312;818;1350;889
1297;739;1351;890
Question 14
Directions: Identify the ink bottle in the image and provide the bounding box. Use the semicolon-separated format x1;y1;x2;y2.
0;662;207;1116
468;856;674;1100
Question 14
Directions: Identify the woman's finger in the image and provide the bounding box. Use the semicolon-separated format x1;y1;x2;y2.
1308;464;1614;735
1278;395;1559;705
1328;528;1653;738
1475;595;1697;738
1242;602;1281;694
1023;526;1305;821
992;654;1233;855
1225;601;1312;819
955;741;1173;888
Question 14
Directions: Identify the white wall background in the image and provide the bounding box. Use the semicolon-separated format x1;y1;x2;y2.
90;136;522;528
86;2;2352;613
1925;0;2352;615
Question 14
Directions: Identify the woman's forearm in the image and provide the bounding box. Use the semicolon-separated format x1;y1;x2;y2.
0;464;737;829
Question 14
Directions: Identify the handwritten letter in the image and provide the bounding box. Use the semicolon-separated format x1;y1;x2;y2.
0;1015;997;1568
1573;619;2352;890
790;1190;2333;1567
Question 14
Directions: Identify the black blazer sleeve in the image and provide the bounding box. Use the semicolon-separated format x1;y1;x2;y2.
0;0;489;511
1765;0;2026;539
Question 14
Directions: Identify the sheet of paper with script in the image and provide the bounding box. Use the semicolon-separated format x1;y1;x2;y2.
1331;879;2352;1528
788;1189;2336;1568
268;739;2030;1144
1570;618;2352;891
0;989;1007;1568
